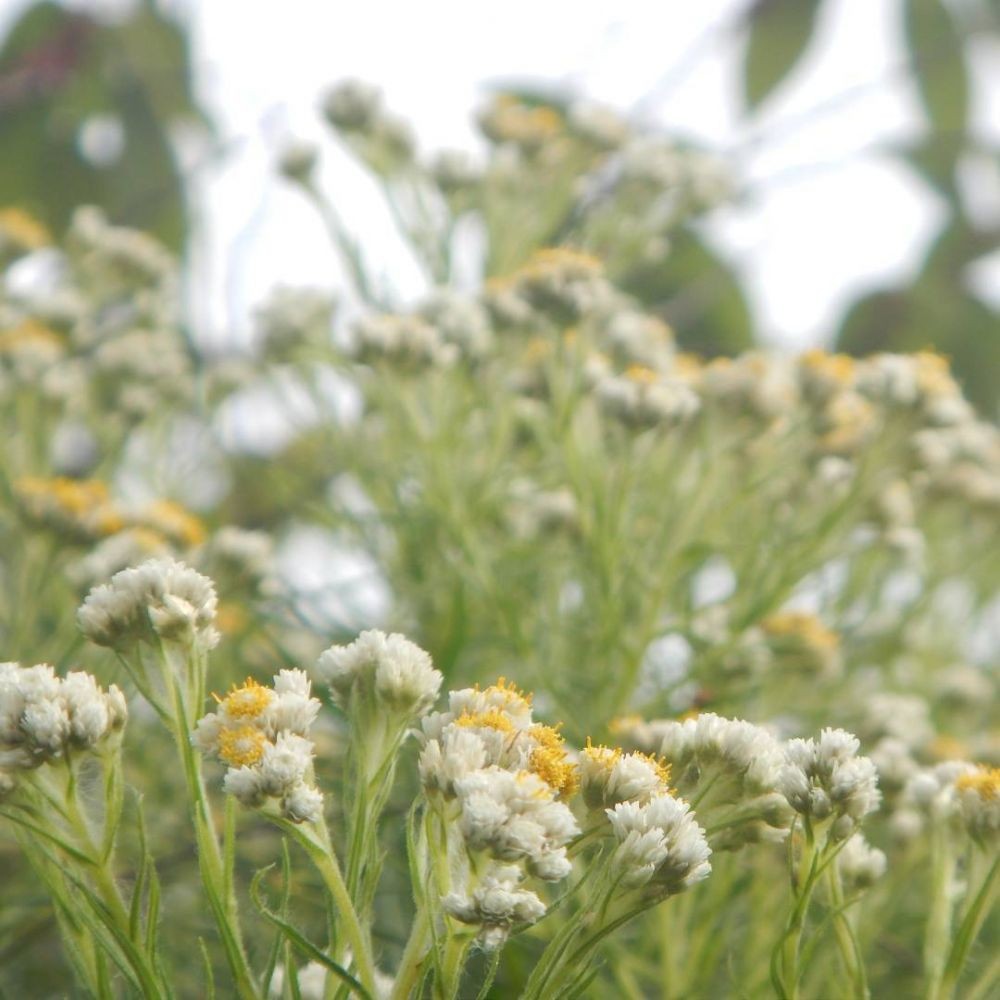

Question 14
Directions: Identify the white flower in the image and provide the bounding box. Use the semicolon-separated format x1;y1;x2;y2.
262;670;320;736
579;745;669;811
77;558;218;650
778;729;881;825
608;793;712;894
21;699;70;751
223;766;266;807
0;663;126;764
258;734;313;796
317;630;441;718
443;864;547;950
954;766;1000;845
282;783;325;824
418;290;493;357
419;727;489;796
352;314;455;368
836;833;887;891
596;371;700;428
196;673;322;823
323;79;382;132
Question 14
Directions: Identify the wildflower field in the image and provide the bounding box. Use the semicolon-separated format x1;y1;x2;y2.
0;81;997;1000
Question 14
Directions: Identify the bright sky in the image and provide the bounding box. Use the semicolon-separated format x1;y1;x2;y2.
8;0;1000;349
181;0;941;351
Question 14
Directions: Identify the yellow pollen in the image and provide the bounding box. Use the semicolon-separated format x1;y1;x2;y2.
625;364;659;385
454;708;516;733
0;319;63;352
217;725;266;767
801;349;855;384
529;723;564;751
607;715;642;735
483;676;533;711
633;750;672;786
531;745;579;797
0;207;50;250
215;677;273;719
956;766;1000;800
583;738;622;770
141;499;207;547
762;611;839;651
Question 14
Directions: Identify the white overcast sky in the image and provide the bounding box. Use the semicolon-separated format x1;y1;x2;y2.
8;0;1000;350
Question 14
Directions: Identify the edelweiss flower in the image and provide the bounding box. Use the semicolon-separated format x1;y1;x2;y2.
77;558;219;650
316;629;442;718
195;671;323;823
955;766;1000;845
0;662;127;780
777;728;881;827
607;793;712;894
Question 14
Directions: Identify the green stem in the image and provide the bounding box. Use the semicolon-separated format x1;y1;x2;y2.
923;823;957;1000
277;818;377;998
776;825;822;1000
389;906;431;1000
159;643;259;1000
936;852;999;1000
825;861;868;998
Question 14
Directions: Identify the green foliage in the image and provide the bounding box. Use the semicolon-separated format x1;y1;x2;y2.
0;0;206;249
742;0;823;110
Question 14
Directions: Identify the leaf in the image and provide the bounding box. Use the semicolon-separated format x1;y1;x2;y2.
904;0;969;141
0;0;207;249
834;280;1000;414
743;0;824;110
904;0;969;130
249;868;373;1000
617;227;754;357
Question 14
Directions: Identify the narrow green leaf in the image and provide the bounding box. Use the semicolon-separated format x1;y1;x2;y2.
199;938;216;1000
249;868;372;1000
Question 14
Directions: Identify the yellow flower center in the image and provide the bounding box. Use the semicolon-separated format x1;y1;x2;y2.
531;745;579;797
763;611;839;651
217;725;267;767
454;708;516;733
216;677;273;719
0;319;63;352
625;364;659;385
956;766;1000;800
0;207;50;250
141;499;206;547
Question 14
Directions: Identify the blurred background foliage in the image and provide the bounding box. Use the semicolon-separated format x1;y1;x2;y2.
0;0;205;251
0;0;997;404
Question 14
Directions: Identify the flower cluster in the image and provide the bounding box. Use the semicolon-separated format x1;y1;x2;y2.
352;313;456;369
607;794;712;895
618;713;793;850
835;832;887;893
595;365;701;429
420;679;580;948
486;248;613;327
322;80;415;173
954;765;1000;846
777;728;881;831
15;476;124;541
578;740;672;813
316;629;442;719
194;671;323;823
0;662;126;789
77;557;219;650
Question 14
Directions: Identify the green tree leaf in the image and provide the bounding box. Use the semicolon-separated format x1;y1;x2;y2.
617;227;754;357
743;0;823;111
904;0;969;143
